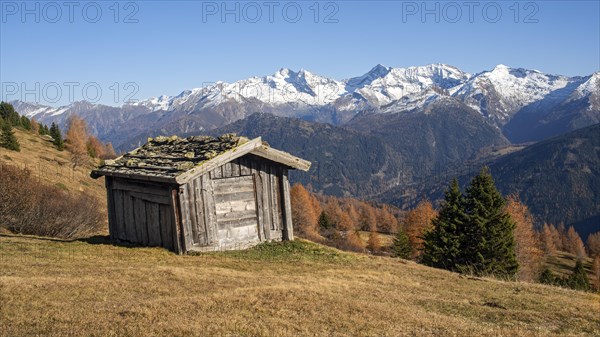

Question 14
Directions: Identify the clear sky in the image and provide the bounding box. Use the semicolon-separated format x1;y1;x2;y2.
1;0;599;106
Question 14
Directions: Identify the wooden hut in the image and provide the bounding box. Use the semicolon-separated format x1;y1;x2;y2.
91;134;310;253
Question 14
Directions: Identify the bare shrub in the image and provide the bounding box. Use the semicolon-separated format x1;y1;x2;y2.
0;164;105;238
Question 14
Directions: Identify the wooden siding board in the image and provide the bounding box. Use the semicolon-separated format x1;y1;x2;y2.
180;185;194;249
159;204;174;251
113;190;127;241
124;193;139;243
259;161;271;240
201;174;217;244
128;192;170;205
222;162;233;178
253;173;264;241
105;178;118;241
170;188;183;253
146;202;161;246
190;178;206;245
133;197;148;245
186;182;199;245
282;169;294;241
112;178;172;196
240;157;252;176
271;166;278;231
196;178;208;245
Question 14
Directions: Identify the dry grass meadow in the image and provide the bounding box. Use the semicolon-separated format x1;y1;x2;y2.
0;128;107;209
1;235;599;337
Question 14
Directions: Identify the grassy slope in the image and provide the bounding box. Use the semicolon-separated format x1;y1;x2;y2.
1;235;599;337
0;128;108;232
546;251;598;280
0;128;106;197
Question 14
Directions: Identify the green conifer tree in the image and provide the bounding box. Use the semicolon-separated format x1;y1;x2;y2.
0;120;21;151
20;116;31;130
422;179;467;271
567;260;591;291
49;122;64;150
463;167;518;277
318;211;332;229
539;268;555;285
392;228;412;259
0;102;20;126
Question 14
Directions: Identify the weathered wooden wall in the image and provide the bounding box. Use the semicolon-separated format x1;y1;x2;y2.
105;154;294;253
179;154;293;252
106;177;179;252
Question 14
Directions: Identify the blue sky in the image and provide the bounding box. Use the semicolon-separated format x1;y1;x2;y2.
1;0;599;106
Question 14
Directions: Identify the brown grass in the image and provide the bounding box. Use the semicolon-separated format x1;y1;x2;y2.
1;235;598;337
546;251;597;281
0;128;108;237
0;128;107;207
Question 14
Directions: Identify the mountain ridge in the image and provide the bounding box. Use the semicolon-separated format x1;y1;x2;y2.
12;63;598;150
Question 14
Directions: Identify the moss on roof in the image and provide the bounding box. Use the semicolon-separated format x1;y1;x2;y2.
91;134;248;179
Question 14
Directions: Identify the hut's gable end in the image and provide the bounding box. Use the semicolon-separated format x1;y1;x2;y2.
179;154;292;252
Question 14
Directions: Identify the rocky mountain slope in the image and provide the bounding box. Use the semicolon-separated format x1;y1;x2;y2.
12;64;599;150
376;123;600;234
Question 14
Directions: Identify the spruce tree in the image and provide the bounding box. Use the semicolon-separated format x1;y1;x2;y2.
422;179;467;271
392;228;412;259
42;124;50;135
567;260;591;291
463;167;518;277
0;120;20;151
0;102;20;126
318;211;332;229
49;122;64;150
539;268;555;285
20;116;31;130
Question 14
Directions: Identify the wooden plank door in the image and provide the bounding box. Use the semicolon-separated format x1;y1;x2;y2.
212;175;260;246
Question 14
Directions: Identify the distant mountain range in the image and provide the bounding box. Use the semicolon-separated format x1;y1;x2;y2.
9;64;600;232
11;64;599;151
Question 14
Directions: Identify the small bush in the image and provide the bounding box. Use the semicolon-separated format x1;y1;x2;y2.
0;164;105;239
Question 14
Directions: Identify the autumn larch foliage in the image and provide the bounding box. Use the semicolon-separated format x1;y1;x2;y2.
403;200;437;259
65;116;90;167
586;232;600;258
65;116;117;166
355;204;374;232
290;184;404;254
566;226;587;259
290;184;321;241
366;230;382;254
505;195;544;281
541;223;559;256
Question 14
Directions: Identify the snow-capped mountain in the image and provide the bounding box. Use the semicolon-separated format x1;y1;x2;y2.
452;65;586;125
11;64;599;149
127;63;468;114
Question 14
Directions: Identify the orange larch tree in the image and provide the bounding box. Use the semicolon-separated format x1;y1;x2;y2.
586;232;600;258
290;184;320;240
65;116;90;167
566;226;587;258
404;200;437;259
505;195;544;281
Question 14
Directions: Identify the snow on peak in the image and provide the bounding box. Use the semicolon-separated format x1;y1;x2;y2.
453;64;574;121
345;63;469;107
570;72;600;103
